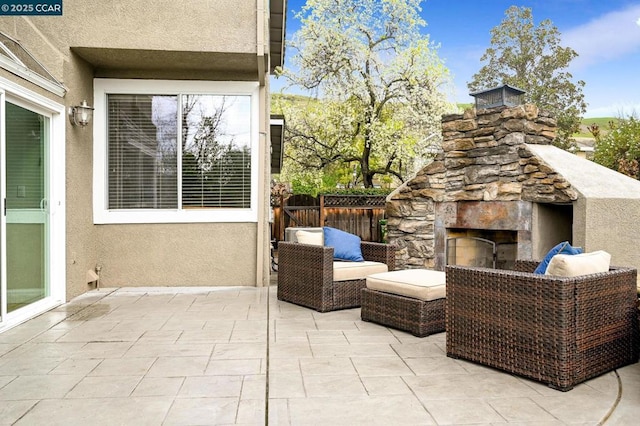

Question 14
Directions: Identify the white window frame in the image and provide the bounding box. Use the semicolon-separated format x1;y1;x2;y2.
93;79;259;224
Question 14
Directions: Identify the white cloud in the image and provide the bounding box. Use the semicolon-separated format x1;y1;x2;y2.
563;4;640;70
584;102;640;118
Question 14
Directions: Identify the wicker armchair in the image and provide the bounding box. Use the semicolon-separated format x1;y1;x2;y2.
277;241;395;312
446;260;640;391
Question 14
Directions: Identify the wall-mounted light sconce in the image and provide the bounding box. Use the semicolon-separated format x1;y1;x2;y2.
68;100;94;127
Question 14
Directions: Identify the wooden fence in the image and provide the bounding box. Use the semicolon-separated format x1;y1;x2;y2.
271;194;387;243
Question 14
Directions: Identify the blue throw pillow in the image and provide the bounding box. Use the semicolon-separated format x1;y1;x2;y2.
323;226;364;262
534;241;583;274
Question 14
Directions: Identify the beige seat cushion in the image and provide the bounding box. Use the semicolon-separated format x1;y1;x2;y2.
546;250;611;277
332;261;388;282
366;269;446;301
296;230;323;246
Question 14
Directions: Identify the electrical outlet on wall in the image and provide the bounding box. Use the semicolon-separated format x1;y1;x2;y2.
17;185;26;198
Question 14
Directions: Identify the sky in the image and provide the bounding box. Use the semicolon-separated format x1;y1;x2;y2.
272;0;640;118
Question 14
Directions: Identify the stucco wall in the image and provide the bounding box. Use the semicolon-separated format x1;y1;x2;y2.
64;55;100;300
531;203;573;259
96;223;258;287
31;0;257;54
579;198;640;276
0;0;276;300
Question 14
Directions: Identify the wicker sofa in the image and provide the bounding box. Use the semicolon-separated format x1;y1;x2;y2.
277;237;395;313
446;260;640;391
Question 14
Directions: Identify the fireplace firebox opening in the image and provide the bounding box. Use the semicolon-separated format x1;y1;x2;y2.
446;229;518;270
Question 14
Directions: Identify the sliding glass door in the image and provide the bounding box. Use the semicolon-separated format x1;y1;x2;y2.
0;86;64;330
4;102;49;313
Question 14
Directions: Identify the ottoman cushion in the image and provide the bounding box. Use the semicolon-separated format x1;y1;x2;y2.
366;269;446;301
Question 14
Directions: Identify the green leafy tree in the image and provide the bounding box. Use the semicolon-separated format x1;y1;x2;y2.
592;115;640;180
275;0;454;188
468;6;587;150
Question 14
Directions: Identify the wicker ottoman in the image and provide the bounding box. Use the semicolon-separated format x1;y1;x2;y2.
361;269;446;337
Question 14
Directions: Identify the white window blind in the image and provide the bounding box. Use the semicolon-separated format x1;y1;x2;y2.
108;94;178;209
181;94;251;208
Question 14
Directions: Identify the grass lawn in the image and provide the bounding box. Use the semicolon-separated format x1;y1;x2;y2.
576;117;618;138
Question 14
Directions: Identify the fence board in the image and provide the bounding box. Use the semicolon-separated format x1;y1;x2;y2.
271;194;386;243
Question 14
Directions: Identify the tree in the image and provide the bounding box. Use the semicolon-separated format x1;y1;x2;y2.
592;115;640;180
468;6;587;149
275;0;454;188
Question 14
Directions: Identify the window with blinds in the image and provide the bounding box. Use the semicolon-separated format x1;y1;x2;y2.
107;93;251;211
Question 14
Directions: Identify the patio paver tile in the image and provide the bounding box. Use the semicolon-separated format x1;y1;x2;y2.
268;373;306;399
423;398;505;425
305;330;348;345
70;342;133;359
146;356;209;377
268;357;302;374
123;343;213;358
162;398;238;426
237;398;266;425
14;397;173;426
299;357;356;376
286;395;436;425
65;375;142;398
176;329;233;343
0;342;85;359
0;374;84;400
88;357;156;376
267;398;291;426
404;356;469;376
241;375;267;400
310;343;398;358
351;356;414;377
404;372;541;400
487;397;560;423
205;358;263;376
210;342;266;360
302;374;368;397
49;358;101;376
136;330;182;344
361;376;412;396
0;356;65;376
313;320;360;331
0;400;38;425
131;377;184;397
529;393;616;424
390;341;446;358
177;375;243;398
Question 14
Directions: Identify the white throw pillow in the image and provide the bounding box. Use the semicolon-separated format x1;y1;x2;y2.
296;230;323;246
545;250;611;277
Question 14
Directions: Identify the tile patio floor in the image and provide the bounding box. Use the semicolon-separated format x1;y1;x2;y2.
0;284;638;425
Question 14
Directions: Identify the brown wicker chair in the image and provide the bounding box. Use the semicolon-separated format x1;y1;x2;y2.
277;241;395;312
446;260;640;391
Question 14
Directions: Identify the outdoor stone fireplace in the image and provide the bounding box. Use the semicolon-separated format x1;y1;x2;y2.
387;104;579;271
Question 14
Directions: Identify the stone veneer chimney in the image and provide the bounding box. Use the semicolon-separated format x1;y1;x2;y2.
387;104;578;271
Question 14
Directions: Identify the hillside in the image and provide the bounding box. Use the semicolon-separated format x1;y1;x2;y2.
577;117;618;138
